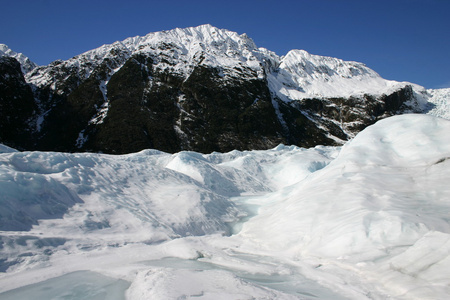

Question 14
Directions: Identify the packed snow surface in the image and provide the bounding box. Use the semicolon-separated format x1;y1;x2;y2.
1;114;450;299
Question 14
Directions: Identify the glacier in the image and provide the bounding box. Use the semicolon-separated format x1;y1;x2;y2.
0;114;450;299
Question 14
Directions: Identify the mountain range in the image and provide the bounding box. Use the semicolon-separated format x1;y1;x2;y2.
1;24;448;154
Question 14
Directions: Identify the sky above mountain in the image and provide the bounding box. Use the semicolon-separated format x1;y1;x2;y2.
1;0;449;89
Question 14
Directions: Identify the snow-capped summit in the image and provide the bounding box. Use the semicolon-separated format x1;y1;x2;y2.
119;24;274;79
270;49;409;100
0;44;38;74
27;24;276;91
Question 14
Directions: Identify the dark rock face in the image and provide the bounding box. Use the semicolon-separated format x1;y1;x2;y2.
82;56;286;154
294;85;419;141
178;65;284;153
0;57;36;149
84;54;179;154
1;50;422;154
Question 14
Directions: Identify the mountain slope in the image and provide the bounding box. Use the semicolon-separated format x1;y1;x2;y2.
0;25;444;154
269;49;408;100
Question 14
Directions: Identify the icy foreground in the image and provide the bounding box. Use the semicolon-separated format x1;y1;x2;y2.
1;114;450;299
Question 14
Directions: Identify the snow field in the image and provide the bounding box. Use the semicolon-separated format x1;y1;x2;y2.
0;114;449;299
237;114;450;299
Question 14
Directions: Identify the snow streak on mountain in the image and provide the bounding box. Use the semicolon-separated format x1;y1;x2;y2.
0;114;450;299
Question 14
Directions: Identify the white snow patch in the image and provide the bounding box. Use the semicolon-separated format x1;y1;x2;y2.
89;101;109;125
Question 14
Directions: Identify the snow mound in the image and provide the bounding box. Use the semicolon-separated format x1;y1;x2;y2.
0;150;239;237
241;114;450;257
0;144;18;154
165;151;255;196
239;114;450;298
127;268;299;300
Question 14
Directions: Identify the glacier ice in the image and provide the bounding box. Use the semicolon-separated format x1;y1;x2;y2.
0;114;449;299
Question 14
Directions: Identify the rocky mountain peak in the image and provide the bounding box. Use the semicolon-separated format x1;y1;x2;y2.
0;43;38;74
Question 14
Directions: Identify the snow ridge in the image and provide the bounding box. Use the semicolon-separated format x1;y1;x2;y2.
25;25;277;91
269;49;411;100
0;44;38;74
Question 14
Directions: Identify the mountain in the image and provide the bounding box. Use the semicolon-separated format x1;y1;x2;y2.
1;114;449;299
0;25;446;154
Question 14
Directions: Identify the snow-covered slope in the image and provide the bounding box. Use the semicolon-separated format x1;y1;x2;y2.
0;44;37;74
238;114;450;299
269;49;412;100
1;114;449;299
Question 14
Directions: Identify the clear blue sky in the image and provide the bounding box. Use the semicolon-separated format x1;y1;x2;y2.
1;0;449;89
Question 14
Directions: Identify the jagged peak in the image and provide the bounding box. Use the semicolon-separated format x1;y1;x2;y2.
0;43;10;52
0;43;38;74
29;25;270;87
121;24;259;55
292;49;385;80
